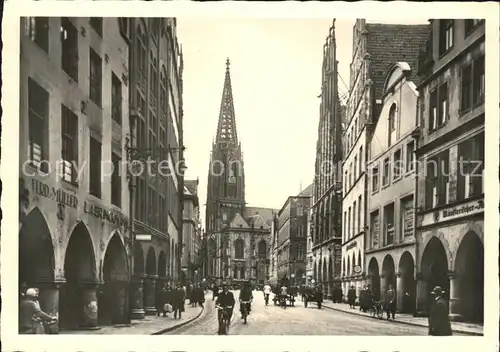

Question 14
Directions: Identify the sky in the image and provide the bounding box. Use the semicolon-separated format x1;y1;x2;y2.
177;18;428;225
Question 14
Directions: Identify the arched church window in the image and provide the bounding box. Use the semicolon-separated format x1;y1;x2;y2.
235;238;244;259
258;240;267;259
240;267;245;279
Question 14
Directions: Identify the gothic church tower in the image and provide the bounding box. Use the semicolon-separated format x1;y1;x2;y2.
205;60;246;278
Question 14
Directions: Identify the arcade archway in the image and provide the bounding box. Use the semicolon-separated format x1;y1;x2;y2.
455;232;484;322
144;247;157;315
398;251;415;313
19;208;55;292
421;237;449;310
60;222;97;330
367;258;380;300
382;254;396;294
133;244;145;275
99;233;129;325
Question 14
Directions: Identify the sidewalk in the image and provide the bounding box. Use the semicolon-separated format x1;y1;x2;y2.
65;299;205;335
314;300;483;336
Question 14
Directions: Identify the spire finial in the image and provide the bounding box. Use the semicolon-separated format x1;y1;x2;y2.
226;57;230;71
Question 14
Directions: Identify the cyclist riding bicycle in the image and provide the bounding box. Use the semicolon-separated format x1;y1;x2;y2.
215;284;235;331
239;281;253;318
263;282;272;305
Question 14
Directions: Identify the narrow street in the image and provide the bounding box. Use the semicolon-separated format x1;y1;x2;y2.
167;291;468;335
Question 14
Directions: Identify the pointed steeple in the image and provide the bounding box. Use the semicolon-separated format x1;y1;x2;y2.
215;58;239;145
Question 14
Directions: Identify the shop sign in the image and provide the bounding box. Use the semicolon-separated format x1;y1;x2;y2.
31;179;78;208
83;201;129;228
422;199;484;227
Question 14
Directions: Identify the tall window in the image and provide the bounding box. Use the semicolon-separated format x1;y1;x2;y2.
370;210;380;249
235;239;244;259
357;195;362;235
400;195;414;238
297;245;305;261
111;152;122;207
439;19;454;55
473;56;485;106
359;146;363;174
429;83;448;131
26;17;49;53
382;157;390;186
426;150;450;209
406;141;415;172
28;78;48;169
457;133;484;200
258;240;266;259
111;72;122;124
89;49;102;107
160;69;167;112
354;155;358;180
61;18;79;81
388;104;396;147
137;25;147;81
352;201;357;235
149;51;158;98
343;211;347;243
89;137;102;198
393;149;402;179
89;18;102;37
347;206;351;239
372;164;379;192
61;105;79;184
384;203;395;246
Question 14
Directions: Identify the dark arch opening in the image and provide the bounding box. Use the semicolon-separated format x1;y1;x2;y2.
134;243;145;275
398;251;415;313
99;233;129;325
455;232;484;323
322;260;327;283
368;257;380;300
60;222;97;330
382;254;396;293
19;208;55;291
146;247;157;275
258;240;266;259
421;237;449;311
158;251;167;278
313;261;317;282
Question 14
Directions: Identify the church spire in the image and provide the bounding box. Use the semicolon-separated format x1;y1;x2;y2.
215;58;239;145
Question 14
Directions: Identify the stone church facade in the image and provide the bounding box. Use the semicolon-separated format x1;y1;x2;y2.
204;59;277;286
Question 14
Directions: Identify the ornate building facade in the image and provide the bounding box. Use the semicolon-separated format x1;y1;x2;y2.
204;60;276;286
19;17;132;331
311;20;343;299
341;19;429;300
414;19;484;323
125;18;185;319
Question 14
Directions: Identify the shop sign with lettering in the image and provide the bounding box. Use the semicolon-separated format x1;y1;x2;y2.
421;199;484;227
84;201;129;229
31;179;78;208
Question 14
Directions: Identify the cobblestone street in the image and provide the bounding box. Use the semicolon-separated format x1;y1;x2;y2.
167;291;471;335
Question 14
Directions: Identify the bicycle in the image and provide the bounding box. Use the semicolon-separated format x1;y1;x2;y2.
239;300;252;324
215;305;232;335
370;300;384;319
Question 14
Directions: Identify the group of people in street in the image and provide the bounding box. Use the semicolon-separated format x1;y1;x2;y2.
156;282;204;319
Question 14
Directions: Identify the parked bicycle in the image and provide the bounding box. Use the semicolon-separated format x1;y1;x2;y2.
370;300;384;319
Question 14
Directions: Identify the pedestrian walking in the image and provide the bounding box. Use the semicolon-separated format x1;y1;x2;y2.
156;285;169;317
212;284;219;301
172;283;185;319
347;286;356;309
315;285;324;309
428;286;452;336
385;285;396;319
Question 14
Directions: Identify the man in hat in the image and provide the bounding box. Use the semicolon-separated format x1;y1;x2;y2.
215;283;235;332
428;286;452;336
19;288;57;334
